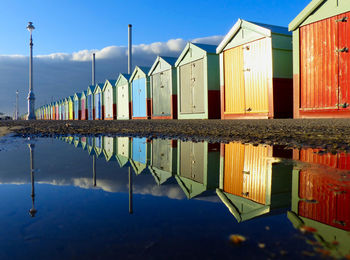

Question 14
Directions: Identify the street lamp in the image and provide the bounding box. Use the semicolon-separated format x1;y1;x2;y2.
26;22;35;120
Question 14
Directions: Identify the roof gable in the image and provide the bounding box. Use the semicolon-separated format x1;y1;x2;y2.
102;79;117;92
217;19;290;53
94;83;104;94
175;42;218;67
148;56;177;76
116;73;131;87
87;85;96;95
129;66;150;82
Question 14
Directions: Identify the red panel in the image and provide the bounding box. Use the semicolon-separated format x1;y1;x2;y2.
208;90;221;119
171;94;178;119
300;16;339;110
338;12;350;111
298;169;350;231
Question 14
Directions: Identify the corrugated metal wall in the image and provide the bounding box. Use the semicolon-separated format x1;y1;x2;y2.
223;143;271;204
299;148;350;170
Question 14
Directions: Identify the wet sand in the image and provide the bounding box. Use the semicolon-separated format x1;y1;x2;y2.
1;119;350;151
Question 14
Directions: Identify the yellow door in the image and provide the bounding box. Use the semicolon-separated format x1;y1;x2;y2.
223;47;245;114
243;38;272;114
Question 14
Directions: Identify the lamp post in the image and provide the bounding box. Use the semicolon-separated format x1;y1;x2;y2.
26;22;35;120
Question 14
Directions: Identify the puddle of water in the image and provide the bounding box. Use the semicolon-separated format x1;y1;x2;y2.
0;135;349;259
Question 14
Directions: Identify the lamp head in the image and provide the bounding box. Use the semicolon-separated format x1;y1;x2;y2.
27;22;35;32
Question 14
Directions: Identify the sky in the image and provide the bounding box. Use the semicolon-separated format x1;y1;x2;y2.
0;0;310;116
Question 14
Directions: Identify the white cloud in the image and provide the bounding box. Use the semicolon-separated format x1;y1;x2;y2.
0;35;223;116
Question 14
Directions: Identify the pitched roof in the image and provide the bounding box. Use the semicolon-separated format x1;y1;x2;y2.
216;19;290;54
175;42;218;67
148;56;178;76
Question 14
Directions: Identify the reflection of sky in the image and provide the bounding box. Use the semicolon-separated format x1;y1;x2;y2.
0;136;349;259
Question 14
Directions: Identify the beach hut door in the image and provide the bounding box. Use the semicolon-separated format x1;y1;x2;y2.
118;84;129;119
152;139;171;172
192;59;204;113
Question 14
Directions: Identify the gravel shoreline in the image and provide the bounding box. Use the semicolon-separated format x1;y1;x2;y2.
1;119;350;151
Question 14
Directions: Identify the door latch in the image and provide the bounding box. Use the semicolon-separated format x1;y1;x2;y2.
336;47;349;53
340;102;349;108
336;17;348;22
246;107;252;112
243;68;251;72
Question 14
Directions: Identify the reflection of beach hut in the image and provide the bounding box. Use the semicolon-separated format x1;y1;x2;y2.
149;139;177;185
116;137;130;167
74;136;81;148
73;93;81;120
102;79;117;120
87;137;95;155
87;85;96;120
175;43;220;119
216;19;293;119
116;73;131;120
176;141;220;198
216;142;292;222
288;150;350;258
94;136;103;157
94;83;104;120
289;1;350;118
130;137;150;174
103;136;116;161
148;56;178;119
81;136;87;150
130;66;151;120
80;91;88;120
68;96;74;120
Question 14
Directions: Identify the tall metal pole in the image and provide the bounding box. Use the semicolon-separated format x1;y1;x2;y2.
15;90;19;120
129;166;133;214
128;24;132;74
92;53;96;85
27;22;35;120
93;155;96;187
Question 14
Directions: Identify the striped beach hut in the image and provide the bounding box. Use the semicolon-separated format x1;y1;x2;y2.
87;85;96;120
59;100;64;120
64;98;69;120
55;102;59;120
80;91;88;120
102;79;117;120
73;93;81;120
116;73;131;120
289;0;350;118
130;66;151;120
148;56;178;119
217;19;293;119
175;43;220;119
94;83;104;120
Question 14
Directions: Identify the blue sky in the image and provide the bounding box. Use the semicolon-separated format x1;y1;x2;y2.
0;0;311;116
1;0;309;55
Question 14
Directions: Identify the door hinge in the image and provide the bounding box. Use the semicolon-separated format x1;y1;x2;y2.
336;17;348;22
243;68;251;72
336;47;349;53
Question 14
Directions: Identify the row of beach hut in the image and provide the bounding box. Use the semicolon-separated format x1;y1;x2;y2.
36;0;350;119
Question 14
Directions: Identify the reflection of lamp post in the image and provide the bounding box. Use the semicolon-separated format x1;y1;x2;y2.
28;141;37;217
129;167;133;214
26;22;35;120
93;155;96;187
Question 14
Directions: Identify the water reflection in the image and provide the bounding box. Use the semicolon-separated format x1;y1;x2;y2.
217;143;293;222
1;135;350;259
288;148;350;259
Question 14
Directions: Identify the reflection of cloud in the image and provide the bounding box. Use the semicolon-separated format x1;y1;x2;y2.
0;35;223;115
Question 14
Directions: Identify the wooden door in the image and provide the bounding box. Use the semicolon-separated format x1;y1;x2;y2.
192;59;205;113
117;84;129;119
179;63;192;113
223;47;246;114
151;73;162;116
300;16;339;110
243;38;271;114
132;79;140;117
117;137;129;158
159;70;171;116
132;138;147;164
191;142;205;183
152;139;171;172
